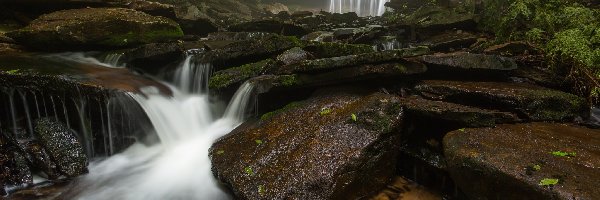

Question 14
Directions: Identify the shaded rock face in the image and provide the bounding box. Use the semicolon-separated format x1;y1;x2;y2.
419;52;517;71
211;90;404;200
1;133;32;195
22;141;59;179
34;118;88;177
6;8;183;51
415;80;588;121
401;96;519;128
444;123;600;200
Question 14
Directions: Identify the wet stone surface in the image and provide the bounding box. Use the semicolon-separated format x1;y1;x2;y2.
34;118;88;178
210;89;404;200
444;123;600;200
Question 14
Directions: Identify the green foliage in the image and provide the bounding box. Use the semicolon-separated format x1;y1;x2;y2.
351;113;358;122
216;150;225;155
244;166;254;176
539;178;559;186
260;102;303;121
320;108;332;116
4;69;20;75
551;151;576;157
255;139;263;145
532;164;541;171
258;185;265;195
458;128;466;132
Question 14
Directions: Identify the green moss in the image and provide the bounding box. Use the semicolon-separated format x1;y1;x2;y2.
209;59;274;89
260;101;303;121
280;75;297;86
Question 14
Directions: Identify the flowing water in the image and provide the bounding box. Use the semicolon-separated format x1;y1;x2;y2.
65;54;255;199
329;0;390;16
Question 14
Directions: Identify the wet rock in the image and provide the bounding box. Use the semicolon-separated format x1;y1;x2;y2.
418;52;517;71
276;47;313;66
444;123;600;200
22;140;59;179
401;6;476;36
207;32;275;41
262;3;289;15
301;31;334;42
484;41;540;56
211;90;404;200
128;0;176;19
6;8;183;51
401;96;519;127
0;133;32;195
303;42;375;58
121;42;183;73
0;43;25;54
176;18;218;37
201;35;302;69
333;25;385;43
368;176;442;200
0;33;16;44
34;118;88;177
290;11;313;19
421;31;478;52
209;59;277;90
274;46;430;74
415;80;589;121
228;20;308;37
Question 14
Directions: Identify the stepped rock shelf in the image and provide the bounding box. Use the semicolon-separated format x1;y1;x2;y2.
0;0;598;200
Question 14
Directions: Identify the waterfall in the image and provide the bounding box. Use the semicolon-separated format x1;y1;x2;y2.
329;0;390;16
67;53;256;200
103;53;126;68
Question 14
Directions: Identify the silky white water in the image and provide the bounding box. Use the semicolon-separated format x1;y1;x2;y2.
69;55;255;199
329;0;390;16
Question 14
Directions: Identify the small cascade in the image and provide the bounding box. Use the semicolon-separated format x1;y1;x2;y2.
375;37;402;51
173;51;213;94
103;52;126;68
329;0;390;16
66;52;257;199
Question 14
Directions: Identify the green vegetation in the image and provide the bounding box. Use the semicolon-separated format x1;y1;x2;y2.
244;166;254;176
3;69;20;75
258;185;265;195
481;0;599;101
551;151;577;157
458;128;466;132
320;108;332;116
533;164;542;171
255;140;263;145
216;150;225;155
209;59;273;90
260;102;303;121
539;178;559;186
351;113;358;122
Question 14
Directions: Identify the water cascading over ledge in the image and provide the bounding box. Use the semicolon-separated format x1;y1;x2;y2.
329;0;390;16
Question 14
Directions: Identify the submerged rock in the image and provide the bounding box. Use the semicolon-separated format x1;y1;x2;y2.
415;80;588;121
211;91;404;199
7;8;183;50
34;118;87;177
444;123;600;200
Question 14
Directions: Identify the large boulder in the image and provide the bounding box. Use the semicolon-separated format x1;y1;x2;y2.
210;90;404;199
444;123;600;199
415;80;588;121
6;8;183;51
34;118;88;177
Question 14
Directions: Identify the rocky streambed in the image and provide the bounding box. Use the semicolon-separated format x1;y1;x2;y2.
0;0;599;200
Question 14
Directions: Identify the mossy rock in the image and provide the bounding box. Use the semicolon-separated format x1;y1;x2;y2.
415;80;589;121
6;8;183;51
444;123;600;199
209;59;277;90
210;90;404;199
303;42;375;58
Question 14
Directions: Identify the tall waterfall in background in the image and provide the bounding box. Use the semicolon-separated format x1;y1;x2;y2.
68;54;256;200
329;0;390;16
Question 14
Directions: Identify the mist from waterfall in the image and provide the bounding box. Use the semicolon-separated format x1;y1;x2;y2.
67;54;256;200
329;0;390;16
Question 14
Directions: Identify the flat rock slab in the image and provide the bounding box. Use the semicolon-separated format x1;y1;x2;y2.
419;52;517;71
401;96;519;127
210;91;404;199
415;80;588;121
444;123;600;200
6;8;182;50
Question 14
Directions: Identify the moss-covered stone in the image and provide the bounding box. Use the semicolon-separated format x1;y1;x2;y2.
209;59;276;90
415;80;589;121
6;8;183;51
444;123;600;200
274;46;430;74
210;90;404;200
303;41;375;58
